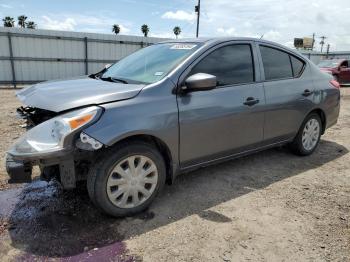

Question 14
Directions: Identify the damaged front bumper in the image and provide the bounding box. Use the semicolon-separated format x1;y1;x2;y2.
6;105;104;189
6;154;32;184
6;148;77;189
6;132;103;189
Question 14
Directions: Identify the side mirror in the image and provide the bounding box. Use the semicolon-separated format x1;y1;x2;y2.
183;73;217;92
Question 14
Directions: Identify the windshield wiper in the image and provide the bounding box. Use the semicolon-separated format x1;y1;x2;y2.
100;76;128;84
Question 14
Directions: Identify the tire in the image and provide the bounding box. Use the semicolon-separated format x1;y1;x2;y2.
289;113;322;156
87;141;166;217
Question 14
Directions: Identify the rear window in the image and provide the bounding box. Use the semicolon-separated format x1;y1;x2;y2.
260;45;305;80
260;46;293;80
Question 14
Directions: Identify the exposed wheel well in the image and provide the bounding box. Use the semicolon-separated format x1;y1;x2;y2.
309;109;326;134
110;135;173;184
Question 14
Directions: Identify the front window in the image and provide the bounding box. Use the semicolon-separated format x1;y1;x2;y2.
102;43;201;84
189;44;255;86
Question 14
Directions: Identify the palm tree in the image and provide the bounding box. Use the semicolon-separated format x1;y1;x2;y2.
141;24;149;37
173;26;181;39
26;21;37;29
2;16;15;27
112;24;120;35
18;15;27;28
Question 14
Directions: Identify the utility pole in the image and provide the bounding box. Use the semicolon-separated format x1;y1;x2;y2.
319;36;327;52
195;0;201;38
311;33;315;51
326;44;330;58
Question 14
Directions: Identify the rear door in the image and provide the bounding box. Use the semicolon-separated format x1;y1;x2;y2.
177;42;265;168
258;44;314;144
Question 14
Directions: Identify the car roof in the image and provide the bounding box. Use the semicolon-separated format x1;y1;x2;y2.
161;36;279;45
160;37;294;53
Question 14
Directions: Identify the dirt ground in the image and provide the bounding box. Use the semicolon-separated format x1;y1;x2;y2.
0;88;349;261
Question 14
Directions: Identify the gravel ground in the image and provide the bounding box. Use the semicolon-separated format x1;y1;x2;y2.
0;89;27;191
0;88;349;261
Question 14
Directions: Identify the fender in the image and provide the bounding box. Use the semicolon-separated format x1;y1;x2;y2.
83;79;180;172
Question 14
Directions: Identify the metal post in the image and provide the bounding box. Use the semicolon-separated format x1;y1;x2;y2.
311;33;315;51
84;37;88;75
7;32;16;88
195;0;201;38
326;44;330;58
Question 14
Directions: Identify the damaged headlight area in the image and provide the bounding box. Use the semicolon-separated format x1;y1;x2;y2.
76;132;103;151
8;106;103;158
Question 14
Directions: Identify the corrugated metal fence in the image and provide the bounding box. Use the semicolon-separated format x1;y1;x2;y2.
300;51;350;65
1;27;350;88
0;27;166;87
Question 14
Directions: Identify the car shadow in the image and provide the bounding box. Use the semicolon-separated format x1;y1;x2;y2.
6;139;348;259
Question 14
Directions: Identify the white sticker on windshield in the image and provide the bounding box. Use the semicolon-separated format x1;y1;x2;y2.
170;44;197;50
154;71;164;76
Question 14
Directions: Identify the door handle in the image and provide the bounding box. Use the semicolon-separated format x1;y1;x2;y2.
244;97;259;106
302;89;313;97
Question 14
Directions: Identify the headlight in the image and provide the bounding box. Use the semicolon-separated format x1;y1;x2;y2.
8;106;102;157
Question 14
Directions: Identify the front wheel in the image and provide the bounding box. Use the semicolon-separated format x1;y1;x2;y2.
87;142;166;217
289;113;322;156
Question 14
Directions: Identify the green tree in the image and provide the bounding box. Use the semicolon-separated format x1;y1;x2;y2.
173;26;181;39
18;15;27;28
112;24;120;35
2;16;15;27
26;21;37;29
141;24;149;37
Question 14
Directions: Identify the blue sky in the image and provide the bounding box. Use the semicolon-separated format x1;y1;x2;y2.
1;0;350;50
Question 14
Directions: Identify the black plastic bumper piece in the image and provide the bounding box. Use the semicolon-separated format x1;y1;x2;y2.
6;155;32;183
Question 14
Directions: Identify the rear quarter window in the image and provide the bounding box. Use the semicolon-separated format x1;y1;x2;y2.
290;56;305;77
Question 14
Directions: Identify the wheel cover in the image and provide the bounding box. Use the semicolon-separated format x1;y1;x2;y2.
106;155;158;209
302;118;320;151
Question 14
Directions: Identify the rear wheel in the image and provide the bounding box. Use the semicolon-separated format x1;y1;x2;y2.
290;113;322;156
87;141;166;217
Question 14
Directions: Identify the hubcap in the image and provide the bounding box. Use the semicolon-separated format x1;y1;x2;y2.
302;118;320;151
106;155;158;209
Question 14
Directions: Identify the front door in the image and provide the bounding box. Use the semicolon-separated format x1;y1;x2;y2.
177;43;265;168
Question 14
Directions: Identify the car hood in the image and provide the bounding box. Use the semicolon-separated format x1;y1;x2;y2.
16;77;145;112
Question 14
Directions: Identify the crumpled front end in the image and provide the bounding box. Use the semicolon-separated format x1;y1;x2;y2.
6;105;105;189
16;106;57;127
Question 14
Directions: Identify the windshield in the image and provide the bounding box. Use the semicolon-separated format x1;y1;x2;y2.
317;60;341;68
102;43;201;84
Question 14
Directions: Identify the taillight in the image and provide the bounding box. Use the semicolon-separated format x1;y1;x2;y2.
330;79;340;89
